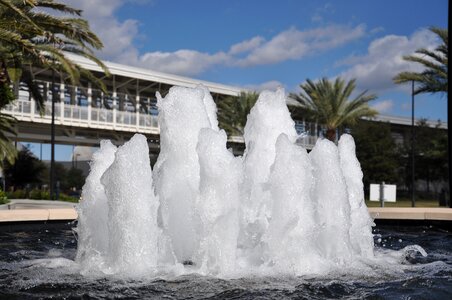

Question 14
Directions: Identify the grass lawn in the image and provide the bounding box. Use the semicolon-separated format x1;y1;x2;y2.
365;198;440;207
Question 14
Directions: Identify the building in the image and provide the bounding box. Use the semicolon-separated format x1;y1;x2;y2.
1;53;447;159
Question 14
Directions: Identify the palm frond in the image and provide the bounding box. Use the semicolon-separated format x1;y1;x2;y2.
217;92;259;136
393;27;448;94
292;77;378;140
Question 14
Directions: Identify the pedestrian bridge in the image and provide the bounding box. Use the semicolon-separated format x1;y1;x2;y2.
7;54;439;152
3;93;319;152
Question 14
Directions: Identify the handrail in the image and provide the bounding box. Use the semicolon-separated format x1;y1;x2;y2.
3;97;319;148
2;97;159;135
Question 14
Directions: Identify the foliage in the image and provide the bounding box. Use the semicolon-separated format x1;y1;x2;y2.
0;188;8;204
217;91;259;136
28;188;49;200
65;167;85;190
393;27;448;94
393;26;449;206
6;188;78;202
0;0;109;110
398;120;448;196
0;111;17;166
0;0;108;166
3;147;46;188
290;77;378;141
40;162;86;192
0;80;17;166
5;189;26;199
350;120;400;190
58;193;79;202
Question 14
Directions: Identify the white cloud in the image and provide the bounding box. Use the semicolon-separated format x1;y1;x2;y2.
61;0;140;61
311;2;335;23
59;1;366;77
235;24;366;67
137;50;230;77
229;36;265;55
242;80;286;92
338;29;439;94
371;99;394;114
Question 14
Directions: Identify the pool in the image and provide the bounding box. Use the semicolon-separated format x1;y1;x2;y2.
0;222;451;299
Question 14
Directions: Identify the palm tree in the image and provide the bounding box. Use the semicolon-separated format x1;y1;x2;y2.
217;91;259;136
290;77;378;142
393;27;449;207
393;27;448;94
0;0;109;110
0;99;17;167
0;62;17;166
0;0;108;166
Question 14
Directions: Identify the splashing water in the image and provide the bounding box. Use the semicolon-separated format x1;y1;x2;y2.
76;85;426;277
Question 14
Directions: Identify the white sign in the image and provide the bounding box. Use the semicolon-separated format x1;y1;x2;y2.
370;184;397;202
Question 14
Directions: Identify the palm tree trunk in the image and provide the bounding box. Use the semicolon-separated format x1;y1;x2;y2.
0;60;10;84
326;128;336;142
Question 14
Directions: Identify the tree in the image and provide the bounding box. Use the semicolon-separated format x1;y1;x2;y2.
0;84;17;166
349;120;400;193
65;167;85;190
399;120;448;198
393;27;449;205
0;0;108;166
217;91;259;136
290;77;378;142
393;27;448;94
0;0;109;110
3;147;46;189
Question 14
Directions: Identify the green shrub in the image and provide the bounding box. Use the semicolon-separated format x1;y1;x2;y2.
59;193;79;203
4;188;78;202
29;189;51;200
6;189;27;199
0;189;9;205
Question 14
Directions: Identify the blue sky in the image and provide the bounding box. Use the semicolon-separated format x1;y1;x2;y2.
34;0;449;161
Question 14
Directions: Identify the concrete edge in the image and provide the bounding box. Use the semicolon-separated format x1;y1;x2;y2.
0;208;78;222
368;207;452;221
0;207;451;223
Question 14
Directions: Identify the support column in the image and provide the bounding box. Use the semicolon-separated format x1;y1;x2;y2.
87;82;92;125
112;75;116;128
112;90;117;128
60;83;65;122
136;95;140;128
30;98;35;121
136;79;140;128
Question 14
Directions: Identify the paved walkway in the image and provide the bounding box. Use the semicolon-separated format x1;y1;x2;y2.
0;199;77;222
0;200;451;223
368;207;452;221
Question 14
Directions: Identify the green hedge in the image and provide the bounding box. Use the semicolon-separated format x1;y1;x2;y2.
5;189;79;203
0;189;9;205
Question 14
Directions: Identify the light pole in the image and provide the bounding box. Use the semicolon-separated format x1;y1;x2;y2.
50;67;56;200
411;80;416;208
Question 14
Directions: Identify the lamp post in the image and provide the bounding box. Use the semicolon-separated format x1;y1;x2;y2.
50;67;56;200
411;80;416;208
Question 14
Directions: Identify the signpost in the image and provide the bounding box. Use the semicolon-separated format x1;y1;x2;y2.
370;183;397;207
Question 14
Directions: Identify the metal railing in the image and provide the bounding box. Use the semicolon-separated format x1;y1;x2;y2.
3;95;319;148
3;95;159;135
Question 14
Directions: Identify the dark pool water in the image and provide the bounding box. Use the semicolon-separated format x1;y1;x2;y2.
0;222;451;299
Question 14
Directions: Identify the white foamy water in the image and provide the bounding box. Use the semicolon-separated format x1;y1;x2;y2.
76;85;425;277
338;134;375;258
101;134;159;275
76;140;116;273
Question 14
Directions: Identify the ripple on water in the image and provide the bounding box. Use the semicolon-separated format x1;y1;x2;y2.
0;224;451;299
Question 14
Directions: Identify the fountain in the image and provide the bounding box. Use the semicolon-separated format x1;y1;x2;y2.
1;85;451;299
75;85;395;277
